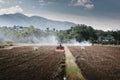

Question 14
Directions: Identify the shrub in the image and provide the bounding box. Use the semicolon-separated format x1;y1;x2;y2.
4;40;13;46
0;44;5;48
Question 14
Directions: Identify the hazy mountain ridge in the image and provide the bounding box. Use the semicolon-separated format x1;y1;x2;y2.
0;13;76;30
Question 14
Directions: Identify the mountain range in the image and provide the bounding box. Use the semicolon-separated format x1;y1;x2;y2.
0;13;76;30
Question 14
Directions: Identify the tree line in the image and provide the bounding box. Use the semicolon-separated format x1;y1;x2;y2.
0;25;120;45
57;24;120;45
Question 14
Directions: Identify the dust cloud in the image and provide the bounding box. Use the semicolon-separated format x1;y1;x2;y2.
66;39;92;46
0;32;92;46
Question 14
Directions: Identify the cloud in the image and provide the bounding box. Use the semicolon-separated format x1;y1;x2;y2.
71;0;94;9
0;0;4;4
0;5;23;15
38;0;56;6
39;0;45;6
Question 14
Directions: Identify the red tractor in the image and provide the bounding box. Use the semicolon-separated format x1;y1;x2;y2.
55;43;65;53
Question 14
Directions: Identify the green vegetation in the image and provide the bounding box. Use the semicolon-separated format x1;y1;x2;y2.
65;46;85;80
0;39;14;48
0;25;120;45
4;39;13;46
0;25;56;43
57;25;97;43
0;44;5;48
57;24;120;45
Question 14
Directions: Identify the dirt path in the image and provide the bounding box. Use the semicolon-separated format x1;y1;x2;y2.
65;46;85;80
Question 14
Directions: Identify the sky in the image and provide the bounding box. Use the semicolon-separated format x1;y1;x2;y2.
0;0;120;31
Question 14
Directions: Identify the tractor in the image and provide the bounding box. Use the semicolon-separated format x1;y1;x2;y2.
55;43;65;53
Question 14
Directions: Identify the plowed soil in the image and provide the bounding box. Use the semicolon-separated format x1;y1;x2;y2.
0;46;65;80
69;46;120;80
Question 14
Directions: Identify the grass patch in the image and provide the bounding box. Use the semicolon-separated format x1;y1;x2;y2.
65;46;85;80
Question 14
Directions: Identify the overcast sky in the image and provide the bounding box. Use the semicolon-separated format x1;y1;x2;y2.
0;0;120;31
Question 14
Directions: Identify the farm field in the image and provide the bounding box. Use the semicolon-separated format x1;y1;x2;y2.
0;46;65;80
0;45;120;80
69;46;120;80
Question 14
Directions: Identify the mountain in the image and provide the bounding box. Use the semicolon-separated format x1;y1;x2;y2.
0;13;76;30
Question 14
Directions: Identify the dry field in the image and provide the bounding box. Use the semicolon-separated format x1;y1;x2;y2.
69;46;120;80
0;45;120;80
0;46;65;80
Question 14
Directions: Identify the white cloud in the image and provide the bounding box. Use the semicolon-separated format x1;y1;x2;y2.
38;0;55;6
0;0;4;4
85;3;94;9
71;0;94;9
0;5;23;15
39;0;45;6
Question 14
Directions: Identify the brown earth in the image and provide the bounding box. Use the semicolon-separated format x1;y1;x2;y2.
69;46;120;80
1;45;120;80
0;46;65;80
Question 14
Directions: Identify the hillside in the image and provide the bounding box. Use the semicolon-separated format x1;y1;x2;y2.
0;13;76;30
